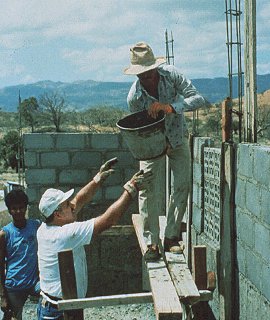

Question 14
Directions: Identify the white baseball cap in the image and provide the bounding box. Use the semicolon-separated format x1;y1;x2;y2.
39;188;74;218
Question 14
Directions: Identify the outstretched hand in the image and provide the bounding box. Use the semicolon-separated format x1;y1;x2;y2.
124;170;153;198
93;157;118;184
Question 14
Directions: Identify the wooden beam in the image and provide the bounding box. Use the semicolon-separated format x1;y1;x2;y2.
222;98;232;143
132;214;182;320
159;216;200;300
58;250;84;320
57;292;152;311
192;245;207;290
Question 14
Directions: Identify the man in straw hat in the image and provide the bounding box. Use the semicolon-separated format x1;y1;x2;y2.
36;157;152;319
124;42;206;261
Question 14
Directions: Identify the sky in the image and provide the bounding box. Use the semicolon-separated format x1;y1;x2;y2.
0;0;269;88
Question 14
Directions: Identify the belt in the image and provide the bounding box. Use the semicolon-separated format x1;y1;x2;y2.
41;292;62;310
41;297;58;309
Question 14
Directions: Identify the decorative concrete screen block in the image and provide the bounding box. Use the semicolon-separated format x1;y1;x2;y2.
203;147;221;248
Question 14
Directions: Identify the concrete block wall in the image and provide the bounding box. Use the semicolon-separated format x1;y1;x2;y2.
191;138;270;319
23;133;139;224
235;143;270;318
23;133;141;295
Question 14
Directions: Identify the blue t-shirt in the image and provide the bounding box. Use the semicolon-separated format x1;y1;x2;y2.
3;219;40;290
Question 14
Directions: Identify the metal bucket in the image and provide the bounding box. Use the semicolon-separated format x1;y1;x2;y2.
116;110;166;160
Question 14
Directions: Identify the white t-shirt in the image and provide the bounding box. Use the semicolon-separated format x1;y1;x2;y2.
37;219;95;298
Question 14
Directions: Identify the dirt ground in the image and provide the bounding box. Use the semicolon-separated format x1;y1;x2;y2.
14;299;157;319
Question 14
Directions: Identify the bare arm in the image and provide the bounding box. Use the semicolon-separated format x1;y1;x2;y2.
93;190;132;237
71;179;100;214
0;230;8;311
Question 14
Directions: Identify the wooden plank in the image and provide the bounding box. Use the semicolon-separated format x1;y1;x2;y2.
58;292;152;311
192;246;207;290
132;214;182;320
165;252;200;300
58;250;84;320
159;216;200;300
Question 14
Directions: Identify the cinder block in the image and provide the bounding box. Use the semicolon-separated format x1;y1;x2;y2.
25;169;56;185
254;223;270;263
192;205;203;233
237;143;254;179
246;250;262;291
102;169;122;186
262;263;270;300
72;152;101;168
246;181;261;217
41;152;70;167
237;210;255;249
23;133;54;150
106;151;136;167
253;146;270;187
193;137;214;162
261;187;270;225
105;185;122;200
193;162;203;183
59;169;90;184
56;133;85;149
235;177;246;209
91;133;119;149
24;152;37;167
236;239;246;275
25;187;38;203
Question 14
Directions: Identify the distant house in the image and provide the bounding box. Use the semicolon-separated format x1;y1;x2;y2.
4;181;24;197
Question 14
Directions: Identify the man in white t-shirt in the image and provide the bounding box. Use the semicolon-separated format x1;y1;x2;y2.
36;158;152;320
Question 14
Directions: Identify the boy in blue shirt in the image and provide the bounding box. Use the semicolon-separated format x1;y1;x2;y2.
0;190;40;320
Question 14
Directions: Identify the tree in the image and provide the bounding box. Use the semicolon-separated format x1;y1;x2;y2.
0;131;22;171
20;97;39;132
39;92;67;132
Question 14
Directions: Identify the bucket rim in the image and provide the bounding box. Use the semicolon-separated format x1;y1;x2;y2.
116;111;165;132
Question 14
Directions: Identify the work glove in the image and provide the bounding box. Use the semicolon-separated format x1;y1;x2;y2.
148;102;174;119
93;157;118;184
124;170;153;198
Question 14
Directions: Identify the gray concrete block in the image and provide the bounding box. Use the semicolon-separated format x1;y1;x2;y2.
235;177;246;209
246;250;262;292
59;169;90;184
106;151;136;167
254;222;270;263
192;205;203;233
253;146;270;187
236;240;246;275
193;162;203;183
23;133;54;150
246;181;261;218
237;143;254;179
25;169;56;185
91;133;119;149
24;152;37;167
237;210;254;249
262;263;270;301
41;152;70;167
193;137;213;162
56;133;85;149
25;187;38;203
103;169;122;186
261;187;270;225
105;185;123;200
192;183;202;207
72;151;101;168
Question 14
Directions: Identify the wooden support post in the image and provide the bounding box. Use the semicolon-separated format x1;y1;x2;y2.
192;245;207;290
219;142;237;319
222;97;232;143
58;250;84;320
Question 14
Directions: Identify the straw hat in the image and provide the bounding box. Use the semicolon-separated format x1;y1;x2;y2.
124;42;166;75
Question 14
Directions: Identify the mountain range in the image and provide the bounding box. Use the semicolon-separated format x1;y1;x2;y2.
0;74;269;112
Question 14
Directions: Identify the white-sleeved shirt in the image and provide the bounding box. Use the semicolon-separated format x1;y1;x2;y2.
127;64;206;148
37;219;95;298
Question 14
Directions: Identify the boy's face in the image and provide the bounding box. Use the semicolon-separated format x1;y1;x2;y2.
8;202;27;224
